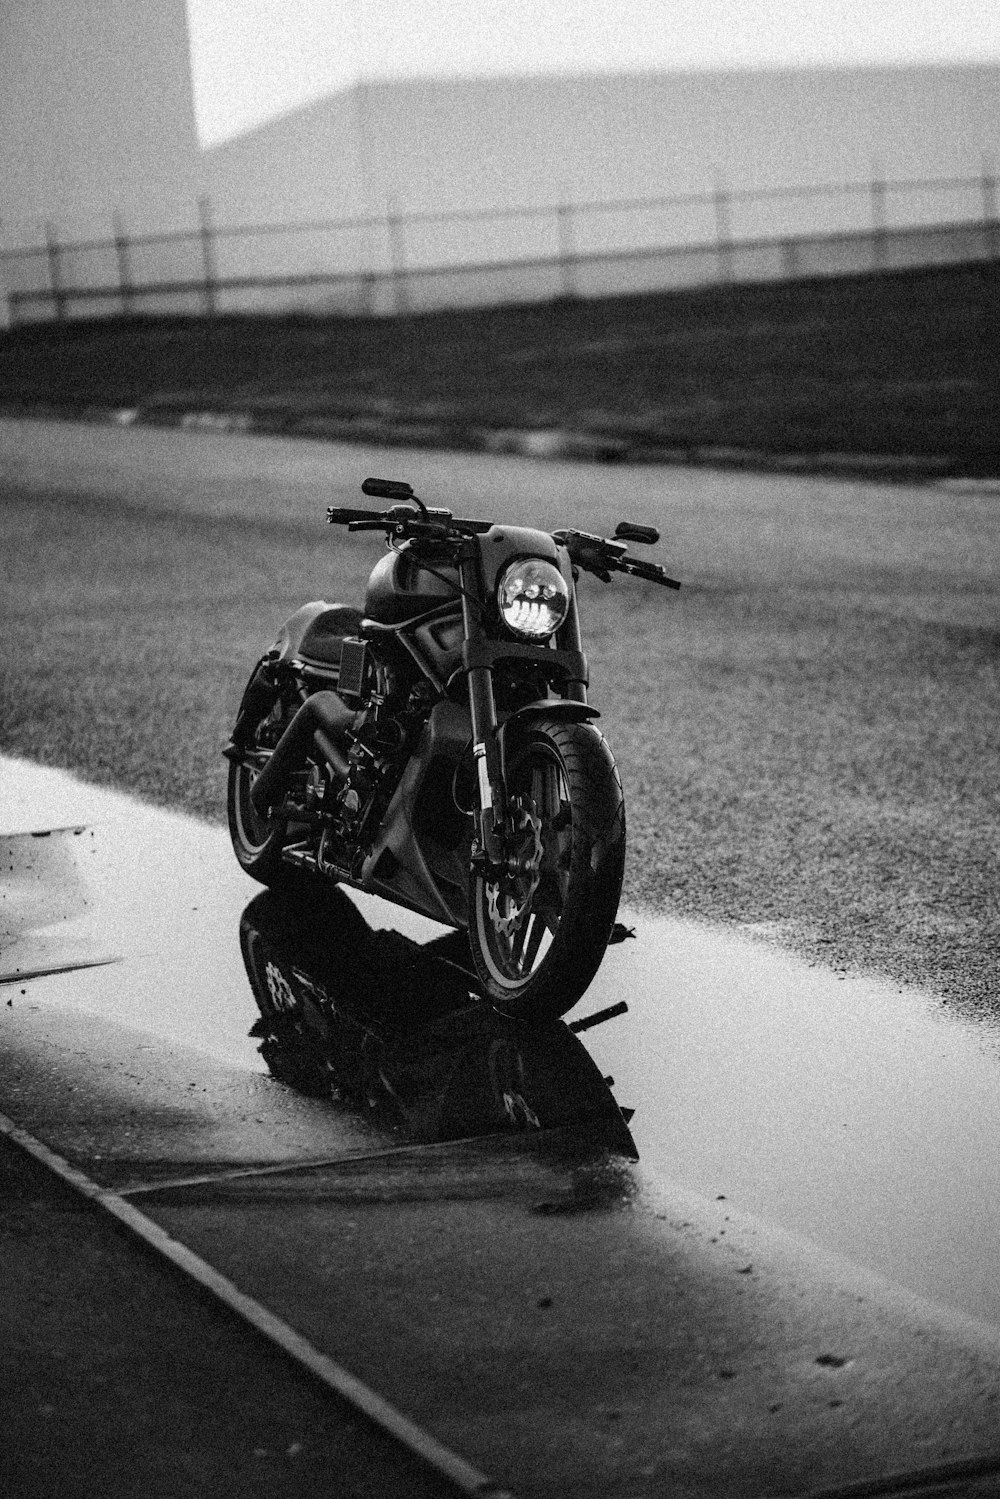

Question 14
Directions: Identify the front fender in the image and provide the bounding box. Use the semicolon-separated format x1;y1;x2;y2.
497;698;600;765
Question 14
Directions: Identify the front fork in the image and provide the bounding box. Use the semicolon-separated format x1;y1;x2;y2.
460;559;508;872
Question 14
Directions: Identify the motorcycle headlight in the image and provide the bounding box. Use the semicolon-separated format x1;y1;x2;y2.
497;558;569;640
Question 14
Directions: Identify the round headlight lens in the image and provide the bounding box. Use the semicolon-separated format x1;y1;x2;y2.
497;558;569;640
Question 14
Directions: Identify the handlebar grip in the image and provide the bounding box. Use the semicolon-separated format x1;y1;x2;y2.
622;556;681;588
362;478;414;500
327;506;379;525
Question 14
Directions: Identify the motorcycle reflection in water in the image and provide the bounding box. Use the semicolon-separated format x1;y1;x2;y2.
239;874;637;1159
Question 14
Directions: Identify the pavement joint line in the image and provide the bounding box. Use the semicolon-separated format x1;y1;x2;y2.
0;1110;517;1499
115;1140;492;1197
114;1154;410;1197
114;1121;602;1198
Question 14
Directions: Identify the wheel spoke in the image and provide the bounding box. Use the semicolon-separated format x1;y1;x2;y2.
507;907;529;968
521;913;547;971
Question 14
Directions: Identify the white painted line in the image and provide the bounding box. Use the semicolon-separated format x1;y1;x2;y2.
0;1111;515;1499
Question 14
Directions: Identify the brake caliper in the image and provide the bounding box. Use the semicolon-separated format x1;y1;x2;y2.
486;797;543;939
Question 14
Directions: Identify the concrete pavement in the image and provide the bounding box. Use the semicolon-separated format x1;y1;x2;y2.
3;754;1000;1496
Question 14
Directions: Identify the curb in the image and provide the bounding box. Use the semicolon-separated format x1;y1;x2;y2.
0;399;971;485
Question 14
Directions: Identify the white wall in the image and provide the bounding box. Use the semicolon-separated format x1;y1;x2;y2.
0;0;201;248
201;62;1000;254
4;48;997;322
193;63;1000;314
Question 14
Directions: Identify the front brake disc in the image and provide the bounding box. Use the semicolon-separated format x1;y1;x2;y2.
486;799;543;940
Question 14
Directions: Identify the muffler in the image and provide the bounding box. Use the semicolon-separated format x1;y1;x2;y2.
250;691;360;818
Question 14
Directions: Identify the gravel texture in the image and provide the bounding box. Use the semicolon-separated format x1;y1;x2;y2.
1;422;997;1016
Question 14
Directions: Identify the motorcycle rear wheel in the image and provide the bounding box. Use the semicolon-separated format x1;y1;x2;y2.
227;757;289;886
468;717;625;1022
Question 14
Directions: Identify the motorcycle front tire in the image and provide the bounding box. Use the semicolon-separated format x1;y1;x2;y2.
468;716;626;1023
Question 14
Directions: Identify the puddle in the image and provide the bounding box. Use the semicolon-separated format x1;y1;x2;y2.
237;876;636;1156
1;758;268;1069
5;754;1000;1327
0;827;120;981
583;916;1000;1327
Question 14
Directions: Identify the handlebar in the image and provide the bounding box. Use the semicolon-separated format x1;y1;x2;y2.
327;501;491;537
328;483;680;590
552;528;680;589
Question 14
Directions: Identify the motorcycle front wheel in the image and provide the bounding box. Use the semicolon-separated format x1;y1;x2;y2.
468;717;626;1022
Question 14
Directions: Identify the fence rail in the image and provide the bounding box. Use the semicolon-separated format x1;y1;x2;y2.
2;171;997;325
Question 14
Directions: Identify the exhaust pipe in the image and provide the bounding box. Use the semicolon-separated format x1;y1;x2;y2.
250;692;360;818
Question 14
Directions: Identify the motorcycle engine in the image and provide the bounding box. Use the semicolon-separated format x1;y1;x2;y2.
314;640;432;875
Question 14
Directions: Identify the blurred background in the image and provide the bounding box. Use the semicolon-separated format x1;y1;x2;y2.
1;0;998;323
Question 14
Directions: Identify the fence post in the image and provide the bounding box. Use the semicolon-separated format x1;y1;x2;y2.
556;204;576;298
386;198;407;316
113;213;134;316
198;195;218;316
870;170;886;270
45;222;66;321
713;181;732;283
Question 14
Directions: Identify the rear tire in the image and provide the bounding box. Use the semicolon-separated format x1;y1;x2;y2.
227;757;289;886
468;717;626;1023
227;666;291;886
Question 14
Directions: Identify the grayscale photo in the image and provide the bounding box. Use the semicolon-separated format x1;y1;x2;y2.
1;2;999;1495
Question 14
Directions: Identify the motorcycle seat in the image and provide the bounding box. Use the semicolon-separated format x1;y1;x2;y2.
298;604;365;667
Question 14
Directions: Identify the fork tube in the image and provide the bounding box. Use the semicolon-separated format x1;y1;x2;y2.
460;550;504;864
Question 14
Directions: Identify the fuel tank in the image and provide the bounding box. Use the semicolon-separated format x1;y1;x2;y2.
365;546;461;625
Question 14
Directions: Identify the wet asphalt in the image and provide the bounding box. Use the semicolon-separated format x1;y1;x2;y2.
4;757;1000;1496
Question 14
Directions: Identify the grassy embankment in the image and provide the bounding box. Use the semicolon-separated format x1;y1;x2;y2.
1;425;997;1014
1;261;1000;473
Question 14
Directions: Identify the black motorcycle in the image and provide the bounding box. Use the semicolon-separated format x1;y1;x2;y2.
225;477;678;1022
